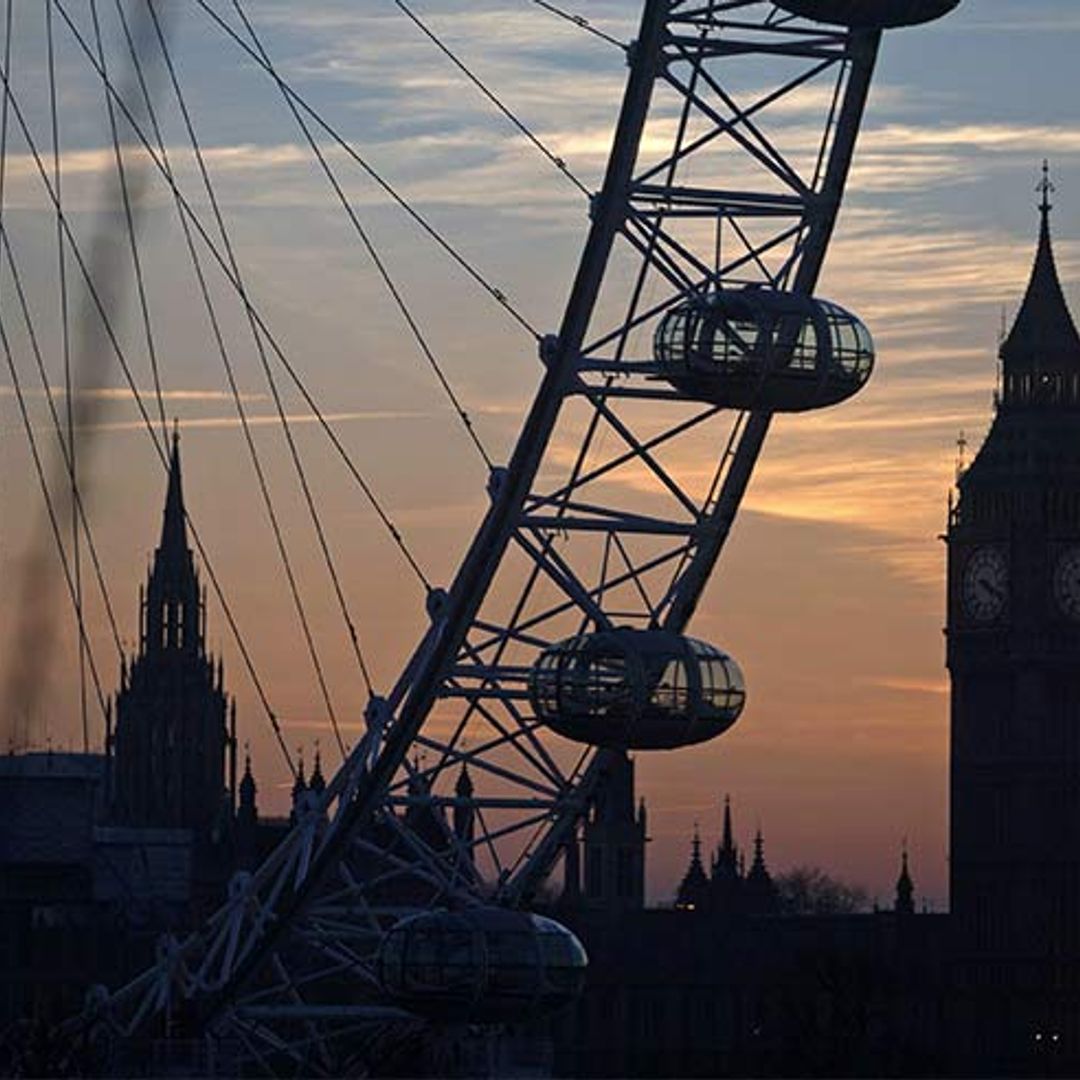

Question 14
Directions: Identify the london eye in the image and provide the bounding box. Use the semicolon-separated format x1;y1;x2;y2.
0;0;959;1073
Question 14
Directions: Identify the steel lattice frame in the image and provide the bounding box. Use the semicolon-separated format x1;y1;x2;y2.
82;1;888;1073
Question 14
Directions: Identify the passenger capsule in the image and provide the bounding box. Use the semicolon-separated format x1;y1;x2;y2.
377;908;587;1023
774;0;960;29
654;288;874;413
529;629;746;751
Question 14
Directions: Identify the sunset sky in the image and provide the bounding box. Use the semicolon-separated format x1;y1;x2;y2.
2;0;1080;909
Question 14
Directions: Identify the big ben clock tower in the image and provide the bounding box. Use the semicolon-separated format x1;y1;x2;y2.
948;167;1080;1066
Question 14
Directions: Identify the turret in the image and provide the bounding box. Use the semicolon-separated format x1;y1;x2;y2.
144;430;203;657
453;763;475;849
713;795;739;881
582;750;646;910
710;794;743;917
675;824;710;911
238;751;257;825
236;751;259;870
309;746;326;797
895;846;914;917
744;828;779;915
290;752;307;824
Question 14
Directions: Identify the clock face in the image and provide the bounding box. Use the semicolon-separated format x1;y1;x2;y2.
1053;547;1080;621
961;547;1008;623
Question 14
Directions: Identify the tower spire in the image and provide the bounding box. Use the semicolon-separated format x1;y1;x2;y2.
109;422;231;840
160;426;188;563
721;794;734;855
744;824;779;914
675;822;710;911
1038;158;1055;220
309;741;326;796
144;427;202;655
895;840;915;916
999;163;1080;400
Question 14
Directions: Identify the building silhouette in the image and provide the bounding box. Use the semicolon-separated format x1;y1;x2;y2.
543;177;1080;1077
674;797;778;916
947;168;1080;1069
581;750;647;911
0;434;297;1035
107;432;236;902
6;178;1080;1077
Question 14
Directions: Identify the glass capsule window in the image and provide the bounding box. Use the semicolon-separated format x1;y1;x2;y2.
394;927;476;994
699;656;746;714
656;306;690;365
535;916;589;986
709;315;761;367
688;639;746;717
487;930;541;998
555;639;633;719
820;300;874;379
649;657;691;711
771;313;819;372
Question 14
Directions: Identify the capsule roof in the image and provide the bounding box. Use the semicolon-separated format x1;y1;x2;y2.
773;0;960;28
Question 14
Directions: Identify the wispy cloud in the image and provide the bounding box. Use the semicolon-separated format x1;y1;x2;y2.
78;408;433;435
0;385;268;404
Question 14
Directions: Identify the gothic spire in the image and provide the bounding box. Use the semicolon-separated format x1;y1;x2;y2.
895;843;915;916
453;762;476;853
239;748;257;811
713;794;740;885
309;744;326;796
743;826;779;914
158;427;191;582
675;822;710;911
721;794;735;856
292;750;307;802
748;828;768;879
144;427;201;654
455;762;474;798
1000;162;1080;384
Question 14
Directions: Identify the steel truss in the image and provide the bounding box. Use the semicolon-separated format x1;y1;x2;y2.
85;2;885;1073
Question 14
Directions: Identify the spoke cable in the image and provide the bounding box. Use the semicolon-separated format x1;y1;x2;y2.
193;0;540;341
0;217;126;664
0;7;110;744
0;45;295;775
53;0;433;593
119;2;383;717
89;0;169;444
392;0;590;198
125;6;383;724
45;0;91;752
529;0;627;50
0;314;113;739
143;0;348;758
235;0;493;472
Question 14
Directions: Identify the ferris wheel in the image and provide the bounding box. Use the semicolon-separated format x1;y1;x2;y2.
0;0;959;1074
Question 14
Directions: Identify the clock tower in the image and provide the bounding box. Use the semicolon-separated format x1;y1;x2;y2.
948;168;1080;1066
